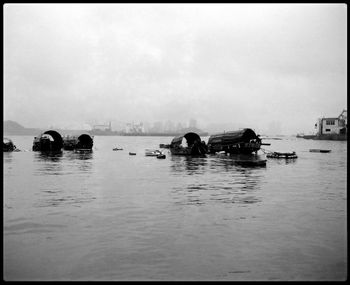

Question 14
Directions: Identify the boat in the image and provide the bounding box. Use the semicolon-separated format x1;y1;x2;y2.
159;143;170;148
145;149;162;156
63;133;94;151
309;149;331;153
169;132;207;155
3;138;18;152
266;151;298;159
207;128;266;155
113;147;123;151
129;152;136;155
156;154;166;159
32;130;64;152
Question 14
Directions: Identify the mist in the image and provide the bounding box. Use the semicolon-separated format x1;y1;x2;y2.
4;4;347;135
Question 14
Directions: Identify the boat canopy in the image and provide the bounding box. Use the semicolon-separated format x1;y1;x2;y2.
208;128;258;146
42;130;63;150
77;133;93;149
170;132;201;147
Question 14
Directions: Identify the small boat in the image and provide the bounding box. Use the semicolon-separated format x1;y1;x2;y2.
145;149;162;156
309;149;331;153
156;154;166;159
266;151;298;159
129;152;136;155
113;147;123;151
159;144;170;148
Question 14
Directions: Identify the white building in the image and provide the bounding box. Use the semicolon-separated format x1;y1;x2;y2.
315;110;347;136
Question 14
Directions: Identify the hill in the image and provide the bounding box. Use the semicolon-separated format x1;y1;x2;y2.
4;120;42;135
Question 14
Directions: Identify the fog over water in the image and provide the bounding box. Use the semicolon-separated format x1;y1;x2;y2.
4;4;347;134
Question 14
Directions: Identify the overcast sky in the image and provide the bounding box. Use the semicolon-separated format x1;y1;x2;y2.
4;3;347;135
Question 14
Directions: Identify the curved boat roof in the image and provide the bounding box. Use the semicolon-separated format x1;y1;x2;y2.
171;132;201;146
208;128;258;145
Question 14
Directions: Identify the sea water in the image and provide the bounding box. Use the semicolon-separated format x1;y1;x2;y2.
3;135;347;281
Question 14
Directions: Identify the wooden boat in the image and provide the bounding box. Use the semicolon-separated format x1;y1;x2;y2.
32;130;63;151
63;133;94;151
169;132;207;155
309;149;331;153
207;128;266;155
266;151;298;159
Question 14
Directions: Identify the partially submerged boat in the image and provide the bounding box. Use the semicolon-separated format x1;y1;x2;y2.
63;133;94;150
207;128;263;155
266;151;298;159
32;130;63;152
169;132;207;155
3;138;18;152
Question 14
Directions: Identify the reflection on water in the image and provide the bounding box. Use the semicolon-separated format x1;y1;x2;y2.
169;155;264;206
170;155;208;175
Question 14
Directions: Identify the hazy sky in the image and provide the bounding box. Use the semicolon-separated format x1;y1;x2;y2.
4;3;347;134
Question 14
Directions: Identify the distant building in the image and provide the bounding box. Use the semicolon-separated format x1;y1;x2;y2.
124;122;145;134
92;122;112;131
315;110;347;136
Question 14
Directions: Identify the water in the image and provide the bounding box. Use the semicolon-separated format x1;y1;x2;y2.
3;135;347;281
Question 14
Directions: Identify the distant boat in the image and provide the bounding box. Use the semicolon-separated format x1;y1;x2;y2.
309;149;331;153
266;151;298;159
129;152;136;155
113;147;123;151
145;149;162;156
156;154;166;159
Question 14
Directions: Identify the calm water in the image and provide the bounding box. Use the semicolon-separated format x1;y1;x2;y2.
3;135;347;281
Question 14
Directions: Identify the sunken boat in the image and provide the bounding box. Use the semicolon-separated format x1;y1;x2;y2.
32;130;64;152
3;138;17;152
207;128;263;155
63;133;94;151
169;132;207;155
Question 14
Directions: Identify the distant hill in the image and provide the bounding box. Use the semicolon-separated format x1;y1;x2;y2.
4;120;42;135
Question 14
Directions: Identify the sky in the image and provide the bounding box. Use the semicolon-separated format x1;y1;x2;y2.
3;3;347;135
